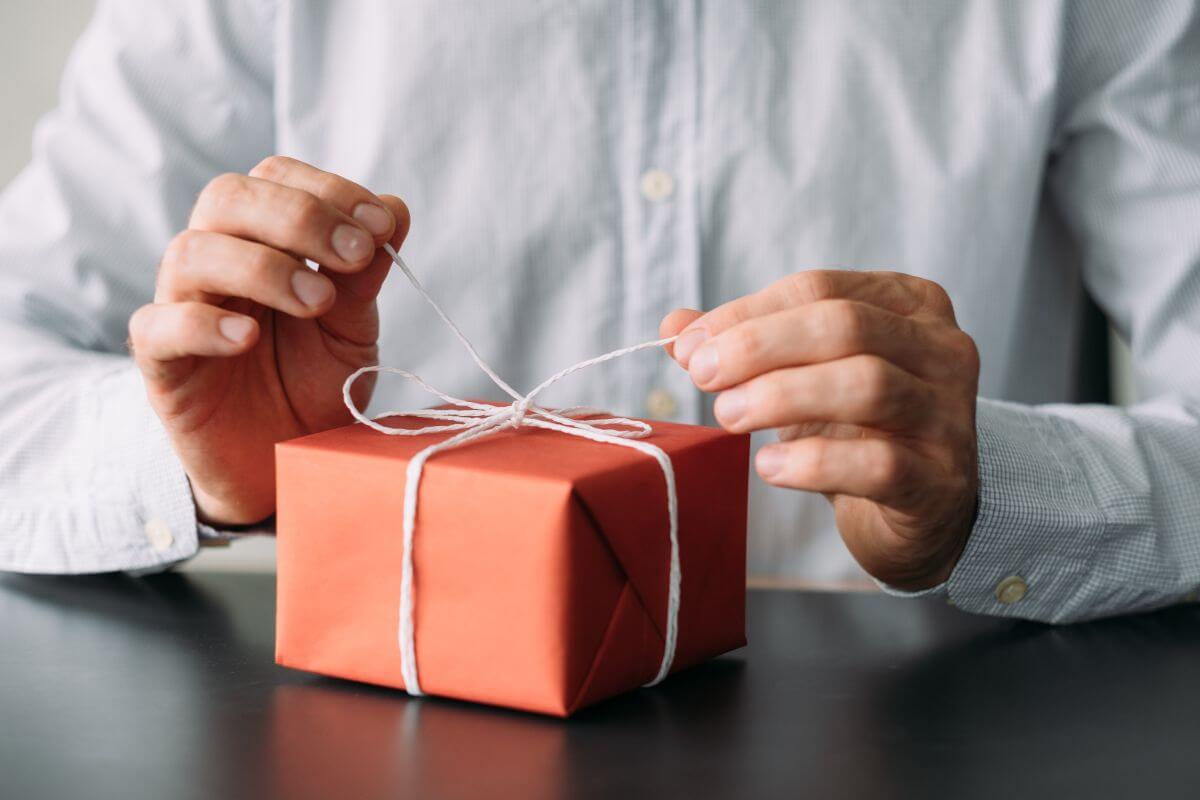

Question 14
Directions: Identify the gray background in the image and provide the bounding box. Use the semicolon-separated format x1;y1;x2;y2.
0;1;1135;576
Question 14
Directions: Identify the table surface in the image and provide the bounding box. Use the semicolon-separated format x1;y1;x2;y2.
3;571;1198;800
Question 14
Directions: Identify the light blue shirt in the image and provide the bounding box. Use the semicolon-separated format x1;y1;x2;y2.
1;0;1199;622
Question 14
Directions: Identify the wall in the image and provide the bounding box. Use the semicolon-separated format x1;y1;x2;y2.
0;1;93;184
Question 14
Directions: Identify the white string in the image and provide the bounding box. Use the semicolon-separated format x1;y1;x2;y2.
342;244;681;696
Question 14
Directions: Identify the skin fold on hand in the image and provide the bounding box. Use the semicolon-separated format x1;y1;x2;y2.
128;156;410;526
661;270;980;590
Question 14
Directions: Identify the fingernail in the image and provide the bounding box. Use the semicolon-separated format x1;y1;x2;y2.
218;316;254;344
756;446;786;478
352;203;393;236
291;269;334;309
674;328;708;366
714;388;747;426
689;343;719;385
332;223;372;262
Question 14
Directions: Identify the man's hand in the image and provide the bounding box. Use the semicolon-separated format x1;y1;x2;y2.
661;271;980;590
128;157;410;526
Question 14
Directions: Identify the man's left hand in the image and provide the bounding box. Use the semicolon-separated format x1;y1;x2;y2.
661;271;980;590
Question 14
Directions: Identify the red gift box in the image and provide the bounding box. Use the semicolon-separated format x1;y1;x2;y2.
275;411;749;716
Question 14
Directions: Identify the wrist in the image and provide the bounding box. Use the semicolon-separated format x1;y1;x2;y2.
191;480;275;528
885;489;977;591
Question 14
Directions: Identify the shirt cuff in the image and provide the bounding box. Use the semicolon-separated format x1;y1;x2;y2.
873;577;950;600
197;517;276;546
0;362;201;574
95;364;201;572
939;398;1105;623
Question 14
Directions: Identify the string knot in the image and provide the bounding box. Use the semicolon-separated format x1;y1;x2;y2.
509;396;532;429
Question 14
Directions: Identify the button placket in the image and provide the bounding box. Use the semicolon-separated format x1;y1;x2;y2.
646;387;679;419
616;1;702;422
639;169;675;201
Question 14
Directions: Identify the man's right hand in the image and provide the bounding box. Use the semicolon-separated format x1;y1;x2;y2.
128;156;409;527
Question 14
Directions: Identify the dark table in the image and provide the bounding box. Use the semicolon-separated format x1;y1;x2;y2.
2;571;1198;799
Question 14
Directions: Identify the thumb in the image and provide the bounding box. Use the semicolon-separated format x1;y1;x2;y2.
318;195;410;342
380;194;412;248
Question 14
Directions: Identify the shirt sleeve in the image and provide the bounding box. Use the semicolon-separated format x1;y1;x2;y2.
940;1;1200;623
0;0;274;573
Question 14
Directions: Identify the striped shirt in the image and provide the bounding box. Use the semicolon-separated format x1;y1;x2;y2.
1;0;1199;622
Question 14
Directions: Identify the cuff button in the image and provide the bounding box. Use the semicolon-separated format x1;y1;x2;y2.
144;518;175;553
995;575;1027;605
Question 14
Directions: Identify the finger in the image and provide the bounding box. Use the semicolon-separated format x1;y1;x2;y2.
754;436;934;507
674;271;951;367
712;355;933;433
317;195;411;345
129;302;258;381
687;300;961;391
156;230;336;318
189;173;376;273
249;156;396;244
323;194;410;303
659;308;703;359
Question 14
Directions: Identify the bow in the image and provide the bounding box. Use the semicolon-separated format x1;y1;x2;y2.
343;244;681;696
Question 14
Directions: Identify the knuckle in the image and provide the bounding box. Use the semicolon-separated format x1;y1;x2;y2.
919;279;956;318
785;270;836;305
949;330;981;374
127;304;154;346
798;439;829;483
925;280;952;307
250;155;293;181
888;272;917;294
163;229;199;267
313;170;346;200
177;302;212;334
851;357;898;418
726;324;762;366
870;444;906;488
203;172;244;202
285;192;325;232
244;246;279;282
193;173;246;223
157;231;199;292
807;301;835;341
893;274;923;312
752;374;785;418
855;355;892;398
827;300;866;349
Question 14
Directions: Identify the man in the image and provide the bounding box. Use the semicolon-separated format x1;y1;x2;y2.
1;1;1198;623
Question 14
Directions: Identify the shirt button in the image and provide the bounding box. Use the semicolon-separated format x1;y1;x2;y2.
144;518;174;552
639;169;675;201
994;575;1027;605
646;388;678;419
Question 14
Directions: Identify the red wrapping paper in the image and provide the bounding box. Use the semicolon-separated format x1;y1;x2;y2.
275;411;749;716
